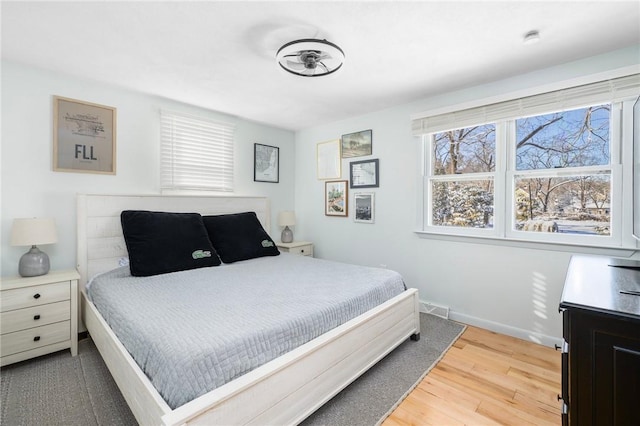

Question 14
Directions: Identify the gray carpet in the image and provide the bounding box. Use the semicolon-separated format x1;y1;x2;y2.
1;313;464;426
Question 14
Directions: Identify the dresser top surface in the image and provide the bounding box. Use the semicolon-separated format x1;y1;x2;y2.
1;269;80;290
561;255;640;319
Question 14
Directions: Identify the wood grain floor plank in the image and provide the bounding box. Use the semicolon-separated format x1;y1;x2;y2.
476;399;557;426
459;338;560;382
417;374;482;411
383;323;562;426
410;385;501;426
391;392;466;426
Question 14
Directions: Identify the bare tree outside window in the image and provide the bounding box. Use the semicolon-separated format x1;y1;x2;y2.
433;125;496;175
431;124;495;228
514;105;611;235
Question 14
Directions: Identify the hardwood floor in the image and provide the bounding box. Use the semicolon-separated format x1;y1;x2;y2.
383;325;562;425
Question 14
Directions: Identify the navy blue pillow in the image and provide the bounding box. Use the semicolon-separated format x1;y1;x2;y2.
121;210;221;277
202;212;279;263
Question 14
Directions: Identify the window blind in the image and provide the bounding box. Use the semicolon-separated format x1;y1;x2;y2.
160;110;235;192
412;73;640;135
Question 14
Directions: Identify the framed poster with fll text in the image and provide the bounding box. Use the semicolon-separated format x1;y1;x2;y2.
53;96;117;174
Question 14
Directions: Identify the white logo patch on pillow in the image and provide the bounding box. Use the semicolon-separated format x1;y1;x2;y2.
192;250;212;260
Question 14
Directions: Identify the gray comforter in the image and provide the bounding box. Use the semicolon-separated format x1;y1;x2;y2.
87;253;406;409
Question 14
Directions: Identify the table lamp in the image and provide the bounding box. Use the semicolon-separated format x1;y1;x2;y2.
278;211;296;243
11;218;58;277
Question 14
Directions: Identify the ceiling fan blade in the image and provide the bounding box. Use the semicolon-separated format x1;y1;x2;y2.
285;60;306;70
318;61;330;72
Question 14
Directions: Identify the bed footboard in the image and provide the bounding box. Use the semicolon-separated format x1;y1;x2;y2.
164;288;420;426
83;288;419;426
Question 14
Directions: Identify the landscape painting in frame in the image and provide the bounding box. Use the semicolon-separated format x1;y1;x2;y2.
341;129;372;158
354;192;374;223
53;96;117;174
325;180;348;216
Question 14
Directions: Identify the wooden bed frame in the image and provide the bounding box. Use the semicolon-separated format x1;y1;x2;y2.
77;194;420;425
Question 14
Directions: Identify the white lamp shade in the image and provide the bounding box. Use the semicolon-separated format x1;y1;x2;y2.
11;218;58;246
278;211;296;227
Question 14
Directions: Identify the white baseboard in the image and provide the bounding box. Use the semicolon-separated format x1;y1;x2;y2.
447;310;563;349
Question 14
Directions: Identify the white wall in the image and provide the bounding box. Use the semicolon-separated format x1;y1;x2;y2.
1;61;295;276
294;46;640;346
3;47;637;346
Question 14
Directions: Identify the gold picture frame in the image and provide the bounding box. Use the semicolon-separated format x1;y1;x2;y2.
316;139;341;180
53;96;117;174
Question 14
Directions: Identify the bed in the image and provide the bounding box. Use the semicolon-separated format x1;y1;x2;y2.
77;194;420;425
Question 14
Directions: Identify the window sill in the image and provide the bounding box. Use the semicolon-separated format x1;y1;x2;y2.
414;230;638;257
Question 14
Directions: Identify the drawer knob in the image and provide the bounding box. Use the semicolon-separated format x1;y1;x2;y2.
33;293;41;299
33;336;41;342
555;344;561;351
34;315;41;320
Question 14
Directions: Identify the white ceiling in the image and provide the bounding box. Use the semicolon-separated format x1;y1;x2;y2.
2;1;639;131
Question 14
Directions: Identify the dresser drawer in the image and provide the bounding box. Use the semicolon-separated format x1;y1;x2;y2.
1;281;70;312
288;245;313;256
1;301;70;334
1;321;70;357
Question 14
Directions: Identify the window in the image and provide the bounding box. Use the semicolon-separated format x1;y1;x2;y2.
415;74;640;248
160;110;235;192
431;124;496;229
512;105;612;238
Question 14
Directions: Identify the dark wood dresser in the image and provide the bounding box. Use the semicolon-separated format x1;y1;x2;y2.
559;255;640;426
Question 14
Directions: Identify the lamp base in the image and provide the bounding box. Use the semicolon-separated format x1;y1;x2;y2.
18;245;50;277
281;226;293;243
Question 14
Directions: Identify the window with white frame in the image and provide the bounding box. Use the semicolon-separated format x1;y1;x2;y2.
430;124;496;230
415;74;640;248
160;110;235;192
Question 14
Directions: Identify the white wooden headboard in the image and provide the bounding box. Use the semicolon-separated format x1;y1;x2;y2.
76;194;270;289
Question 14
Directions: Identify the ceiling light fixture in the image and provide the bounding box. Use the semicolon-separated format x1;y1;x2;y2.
276;39;345;77
523;30;540;45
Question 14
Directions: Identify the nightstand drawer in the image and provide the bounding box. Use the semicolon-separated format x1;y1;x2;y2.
0;321;71;357
1;301;70;334
1;281;70;312
288;245;313;256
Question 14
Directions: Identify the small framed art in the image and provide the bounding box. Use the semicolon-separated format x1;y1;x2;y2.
354;193;375;223
350;158;379;188
254;143;279;183
341;129;372;158
317;139;342;180
325;180;348;217
53;96;117;174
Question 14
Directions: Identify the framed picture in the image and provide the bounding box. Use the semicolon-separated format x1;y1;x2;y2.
325;180;348;217
53;96;117;174
317;139;341;180
254;143;279;183
350;158;379;188
341;129;372;158
354;193;375;224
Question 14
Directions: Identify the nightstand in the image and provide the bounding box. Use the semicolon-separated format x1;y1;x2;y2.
0;269;79;366
277;241;313;257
